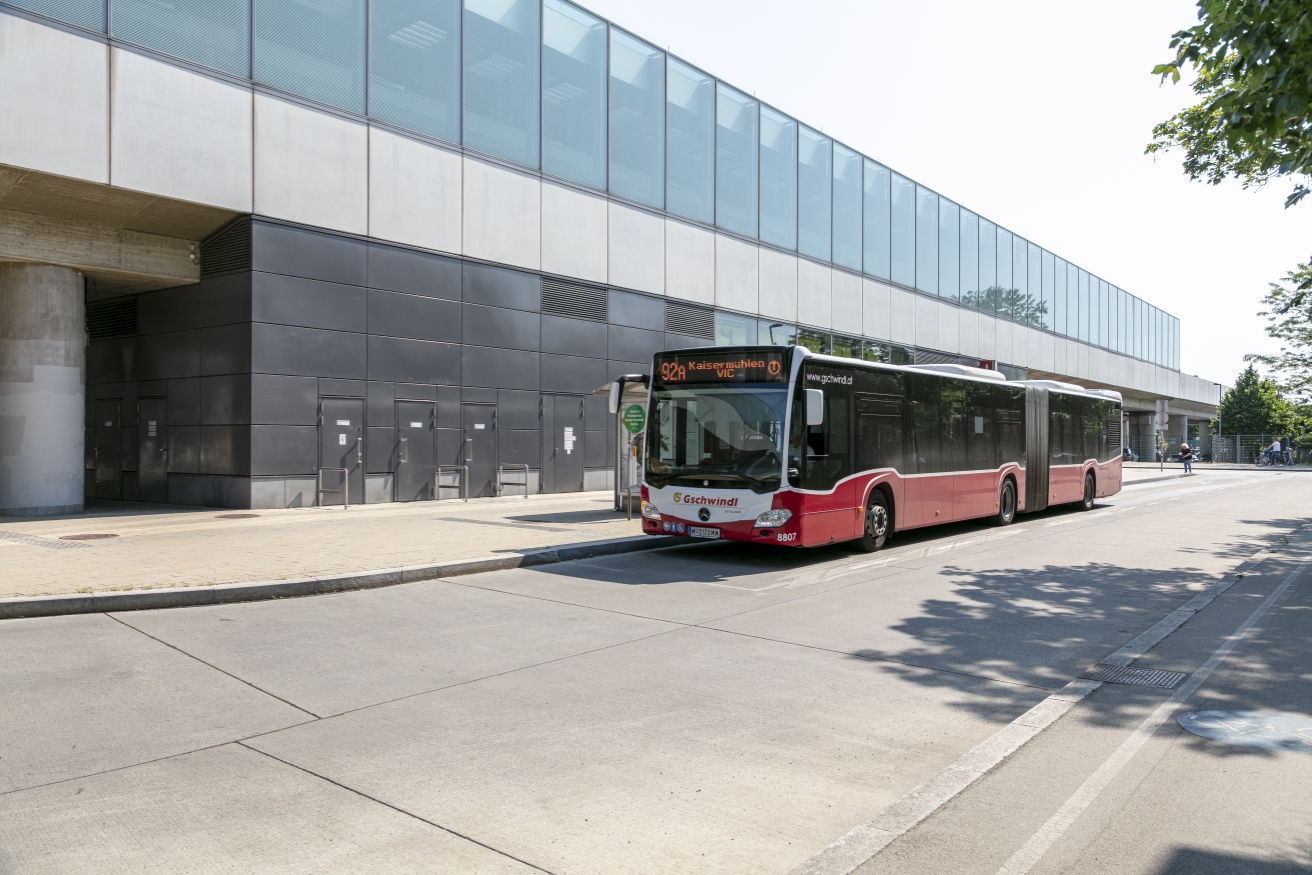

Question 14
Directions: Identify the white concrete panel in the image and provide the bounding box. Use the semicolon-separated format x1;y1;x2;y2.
758;249;797;322
915;295;940;350
1053;338;1068;378
977;313;996;360
369;128;461;255
665;219;714;304
1066;338;1079;377
1077;342;1090;379
1009;323;1028;367
608;203;663;295
994;318;1013;364
937;300;959;354
1028;327;1043;369
890;287;916;345
797;260;832;329
715;234;758;314
255;95;367;235
0;364;83;513
831;271;862;333
863;280;891;340
461;156;540;270
111;50;252;211
541;182;607;283
0;14;108;182
957;307;978;358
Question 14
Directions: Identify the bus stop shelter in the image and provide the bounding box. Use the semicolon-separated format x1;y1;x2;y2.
595;375;649;513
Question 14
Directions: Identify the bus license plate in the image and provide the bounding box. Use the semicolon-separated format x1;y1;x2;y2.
688;526;720;539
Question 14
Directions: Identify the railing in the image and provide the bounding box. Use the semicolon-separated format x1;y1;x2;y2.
316;467;350;509
436;465;468;502
497;464;530;499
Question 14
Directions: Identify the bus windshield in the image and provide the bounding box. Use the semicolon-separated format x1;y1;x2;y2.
646;383;788;493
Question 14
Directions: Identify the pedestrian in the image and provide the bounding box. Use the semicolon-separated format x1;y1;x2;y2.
1178;443;1193;473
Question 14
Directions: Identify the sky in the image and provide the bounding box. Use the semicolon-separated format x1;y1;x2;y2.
581;0;1312;387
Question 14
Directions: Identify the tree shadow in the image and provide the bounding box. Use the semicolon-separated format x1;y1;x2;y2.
1153;846;1312;874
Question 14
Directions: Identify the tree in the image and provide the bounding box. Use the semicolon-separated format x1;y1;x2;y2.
1246;261;1312;401
1146;1;1312;211
1215;365;1293;435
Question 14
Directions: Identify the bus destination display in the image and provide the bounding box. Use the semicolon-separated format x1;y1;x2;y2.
655;350;788;384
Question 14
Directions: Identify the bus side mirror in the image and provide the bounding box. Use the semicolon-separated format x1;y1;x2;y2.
608;382;621;415
805;389;824;426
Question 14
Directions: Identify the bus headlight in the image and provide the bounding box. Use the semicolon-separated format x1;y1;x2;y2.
640;501;662;520
754;509;793;528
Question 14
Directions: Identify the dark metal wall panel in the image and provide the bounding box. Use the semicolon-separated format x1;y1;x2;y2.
168;424;201;472
253;272;367;333
541;314;607;358
250;425;318;475
367;381;396;426
251;221;367;286
462;345;539;391
200;425;251;475
251;374;318;425
367;336;461;384
462;303;540;351
462;261;541;312
137;330;202;380
497;389;539;429
583;394;610;431
87;339;131;384
366;426;395;473
608;325;663;364
166;378;201;425
395;383;437;400
499;429;539;466
608;289;664;330
319;378;366;397
368;290;461;343
437;427;462;465
461;387;497;403
200;324;252;376
541;354;606;394
584;432;609;468
368;242;461;299
251;324;367;379
664;332;714;350
138;273;252;334
437;387;461;429
608;359;650;381
200;375;251;425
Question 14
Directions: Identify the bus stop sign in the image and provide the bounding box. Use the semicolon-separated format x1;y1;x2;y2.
622;404;645;434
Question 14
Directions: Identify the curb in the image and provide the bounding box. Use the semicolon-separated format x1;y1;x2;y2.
1123;472;1197;486
0;534;684;620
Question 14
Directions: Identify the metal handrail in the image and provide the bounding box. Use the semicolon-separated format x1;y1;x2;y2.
497;464;530;498
436;465;468;502
316;467;350;509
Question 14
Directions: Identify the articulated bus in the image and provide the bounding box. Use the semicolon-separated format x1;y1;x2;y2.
638;345;1122;551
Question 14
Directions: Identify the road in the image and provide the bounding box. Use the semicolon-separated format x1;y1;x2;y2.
2;470;1310;874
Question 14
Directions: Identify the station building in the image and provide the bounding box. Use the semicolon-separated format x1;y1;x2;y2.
0;0;1220;514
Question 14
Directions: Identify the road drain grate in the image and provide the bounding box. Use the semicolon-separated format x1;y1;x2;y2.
1079;664;1187;688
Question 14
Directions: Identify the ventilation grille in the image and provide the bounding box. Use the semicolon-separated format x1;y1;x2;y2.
541;277;607;322
912;348;961;366
200;217;252;278
86;297;138;340
1106;412;1122;450
665;301;714;339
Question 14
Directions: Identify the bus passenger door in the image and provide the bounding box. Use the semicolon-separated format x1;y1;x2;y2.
856;395;903;536
798;391;854;546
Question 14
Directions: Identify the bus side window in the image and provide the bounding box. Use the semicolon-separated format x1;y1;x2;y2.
805;394;850;488
857;395;903;473
965;383;995;470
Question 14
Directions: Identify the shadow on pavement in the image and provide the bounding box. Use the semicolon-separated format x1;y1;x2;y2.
1153;847;1312;874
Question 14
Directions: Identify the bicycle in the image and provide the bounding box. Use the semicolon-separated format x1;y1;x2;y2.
1256;451;1286;468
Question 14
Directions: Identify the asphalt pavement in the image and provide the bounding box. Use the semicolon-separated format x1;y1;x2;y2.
2;469;1309;875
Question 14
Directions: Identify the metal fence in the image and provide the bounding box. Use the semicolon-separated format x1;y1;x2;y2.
1211;435;1309;465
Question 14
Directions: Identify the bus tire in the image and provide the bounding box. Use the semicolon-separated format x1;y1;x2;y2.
993;479;1017;526
1079;472;1095;510
855;490;890;552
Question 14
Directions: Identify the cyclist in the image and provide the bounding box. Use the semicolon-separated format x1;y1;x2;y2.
1271;438;1282;465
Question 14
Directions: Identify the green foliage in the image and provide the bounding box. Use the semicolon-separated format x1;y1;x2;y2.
958;286;1049;327
1147;0;1312;209
1215;364;1294;434
1246;262;1312;401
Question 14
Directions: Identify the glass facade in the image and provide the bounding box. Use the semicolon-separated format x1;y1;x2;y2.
608;30;664;206
38;0;1182;369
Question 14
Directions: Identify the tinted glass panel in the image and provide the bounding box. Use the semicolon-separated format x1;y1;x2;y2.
1067;263;1079;339
369;0;460;142
715;84;757;237
797;126;831;260
863;161;891;280
113;0;249;75
1077;269;1089;342
256;0;366;112
832;143;862;270
541;0;605;187
915;186;938;294
665;59;714;223
464;0;540;167
609;30;664;206
797;329;830;354
10;0;104;31
830;334;860;359
759;321;797;345
978;218;997;311
891;173;915;288
996;228;1013;315
1030;244;1048;328
939;199;959;300
714;312;756;346
960;209;978;304
759;106;797;250
1009;235;1027;323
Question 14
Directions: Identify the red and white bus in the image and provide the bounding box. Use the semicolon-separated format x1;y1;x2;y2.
639;345;1122;551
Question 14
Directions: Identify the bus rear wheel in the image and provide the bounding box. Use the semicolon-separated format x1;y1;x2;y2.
1079;473;1095;510
993;479;1016;526
855;491;890;552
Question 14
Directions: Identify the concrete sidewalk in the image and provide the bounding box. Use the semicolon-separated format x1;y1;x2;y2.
0;492;645;600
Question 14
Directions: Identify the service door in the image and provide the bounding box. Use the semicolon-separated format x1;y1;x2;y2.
462;403;497;498
137;398;169;503
92;399;122;499
396;401;436;501
543;395;584;494
320;398;363;505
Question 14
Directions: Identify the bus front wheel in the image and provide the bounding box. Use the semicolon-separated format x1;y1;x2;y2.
993;479;1017;526
855;491;890;552
1079;473;1095;511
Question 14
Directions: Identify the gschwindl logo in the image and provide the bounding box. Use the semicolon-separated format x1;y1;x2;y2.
672;492;739;507
672;492;681;503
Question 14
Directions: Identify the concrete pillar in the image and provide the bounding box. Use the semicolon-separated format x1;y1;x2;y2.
0;263;85;516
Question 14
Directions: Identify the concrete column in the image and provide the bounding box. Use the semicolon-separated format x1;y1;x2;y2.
0;263;85;516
